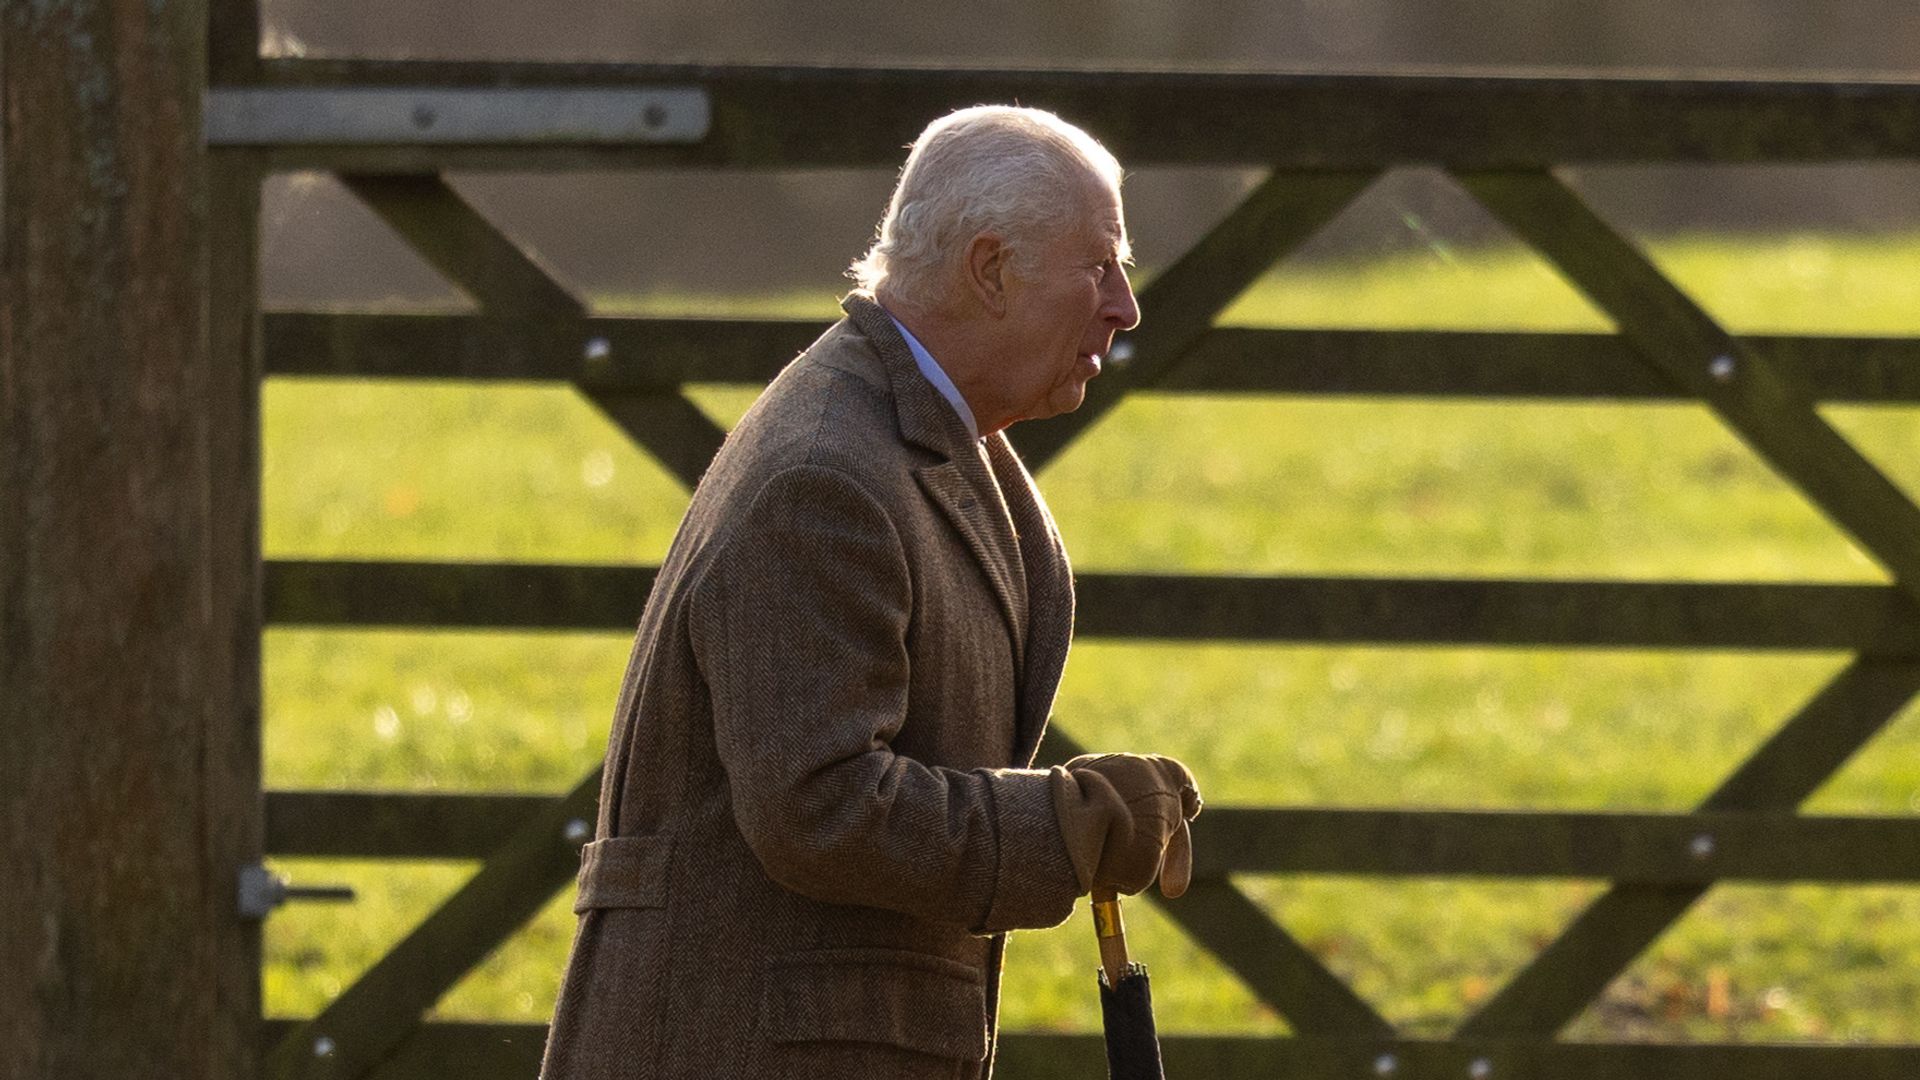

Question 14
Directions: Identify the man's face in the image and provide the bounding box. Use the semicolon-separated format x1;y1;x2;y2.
997;176;1140;424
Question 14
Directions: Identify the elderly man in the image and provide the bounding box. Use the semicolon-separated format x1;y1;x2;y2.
541;105;1202;1080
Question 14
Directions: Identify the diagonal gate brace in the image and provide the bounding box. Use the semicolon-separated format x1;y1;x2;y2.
339;173;724;490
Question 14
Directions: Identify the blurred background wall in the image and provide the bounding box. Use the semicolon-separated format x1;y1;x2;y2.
255;0;1920;308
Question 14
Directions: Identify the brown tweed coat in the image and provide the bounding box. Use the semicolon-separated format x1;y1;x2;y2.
539;295;1083;1079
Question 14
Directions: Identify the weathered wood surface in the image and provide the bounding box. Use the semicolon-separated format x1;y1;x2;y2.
252;1020;1920;1080
208;0;260;83
261;314;1920;402
0;0;254;1077
261;560;1920;652
263;791;1920;883
204;148;268;1080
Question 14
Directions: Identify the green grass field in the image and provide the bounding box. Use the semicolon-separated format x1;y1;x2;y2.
264;231;1920;1043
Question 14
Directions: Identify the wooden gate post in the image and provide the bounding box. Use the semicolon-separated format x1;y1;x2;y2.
1;1;259;1077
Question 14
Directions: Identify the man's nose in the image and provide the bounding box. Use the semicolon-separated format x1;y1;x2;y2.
1104;265;1141;331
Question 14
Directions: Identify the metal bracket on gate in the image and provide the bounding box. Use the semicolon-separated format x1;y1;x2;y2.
205;87;712;147
238;863;357;919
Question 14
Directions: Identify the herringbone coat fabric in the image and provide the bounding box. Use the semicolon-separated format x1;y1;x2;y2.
539;295;1083;1079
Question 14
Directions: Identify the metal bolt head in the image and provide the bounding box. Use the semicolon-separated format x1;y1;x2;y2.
583;337;612;362
1690;833;1716;860
564;818;593;844
313;1035;336;1058
1468;1057;1493;1079
411;105;436;130
1708;354;1736;383
1107;337;1136;366
643;103;670;129
1374;1052;1399;1076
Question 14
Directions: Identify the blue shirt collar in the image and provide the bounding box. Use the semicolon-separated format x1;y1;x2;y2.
884;309;980;442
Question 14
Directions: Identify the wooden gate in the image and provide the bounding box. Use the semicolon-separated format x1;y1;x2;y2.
212;48;1920;1080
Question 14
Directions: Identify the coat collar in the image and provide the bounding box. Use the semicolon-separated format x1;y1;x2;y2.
842;294;976;462
843;295;1029;659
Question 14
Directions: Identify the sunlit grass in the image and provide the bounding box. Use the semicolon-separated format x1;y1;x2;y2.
1219;231;1920;335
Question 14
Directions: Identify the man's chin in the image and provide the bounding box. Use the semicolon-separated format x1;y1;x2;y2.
1044;380;1091;417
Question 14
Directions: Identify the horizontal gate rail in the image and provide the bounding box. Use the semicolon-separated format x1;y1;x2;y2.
1175;328;1920;399
266;791;1920;883
253;1020;1920;1080
262;313;814;387
263;314;1920;403
1074;574;1919;650
211;60;1920;170
267;791;547;859
1190;807;1920;881
1003;1032;1920;1080
1172;329;1920;401
263;560;1920;651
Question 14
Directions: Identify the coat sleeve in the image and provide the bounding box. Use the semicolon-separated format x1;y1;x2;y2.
688;462;1079;933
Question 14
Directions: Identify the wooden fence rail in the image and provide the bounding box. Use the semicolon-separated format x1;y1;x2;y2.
257;1020;1920;1080
209;60;1920;170
263;560;1920;650
266;790;1920;884
264;313;1920;401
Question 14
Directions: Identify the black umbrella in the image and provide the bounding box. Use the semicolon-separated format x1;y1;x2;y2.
1091;887;1165;1080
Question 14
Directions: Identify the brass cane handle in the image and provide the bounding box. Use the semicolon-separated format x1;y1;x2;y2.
1091;887;1129;987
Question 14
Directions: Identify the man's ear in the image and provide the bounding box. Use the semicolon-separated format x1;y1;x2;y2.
964;232;1011;318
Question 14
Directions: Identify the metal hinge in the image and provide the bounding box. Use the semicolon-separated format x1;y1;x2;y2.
237;863;357;919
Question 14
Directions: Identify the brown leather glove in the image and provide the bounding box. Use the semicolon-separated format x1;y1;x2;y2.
1050;752;1203;899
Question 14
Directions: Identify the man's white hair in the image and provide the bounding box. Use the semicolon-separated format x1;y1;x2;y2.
848;105;1128;307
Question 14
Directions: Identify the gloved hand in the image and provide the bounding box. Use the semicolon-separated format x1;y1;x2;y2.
1050;752;1203;899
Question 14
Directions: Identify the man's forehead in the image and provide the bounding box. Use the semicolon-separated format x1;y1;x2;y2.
1085;182;1131;257
1096;209;1132;260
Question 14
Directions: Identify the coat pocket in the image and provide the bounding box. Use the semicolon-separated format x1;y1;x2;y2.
765;947;989;1062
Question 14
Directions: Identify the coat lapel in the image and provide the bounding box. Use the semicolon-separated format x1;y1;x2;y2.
914;460;1029;658
986;433;1075;765
843;296;1030;656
